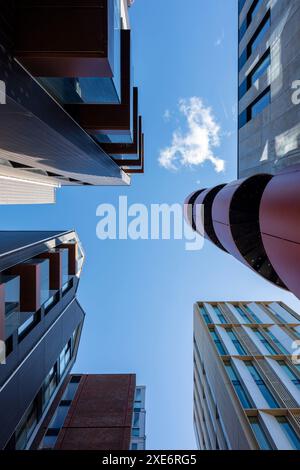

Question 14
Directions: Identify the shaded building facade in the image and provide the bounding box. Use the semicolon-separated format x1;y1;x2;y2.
30;374;146;451
194;301;300;450
238;0;300;177
0;231;85;449
0;0;144;204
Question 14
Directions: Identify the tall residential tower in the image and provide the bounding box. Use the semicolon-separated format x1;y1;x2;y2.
194;301;300;450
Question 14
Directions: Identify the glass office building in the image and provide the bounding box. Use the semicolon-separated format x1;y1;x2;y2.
194;301;300;450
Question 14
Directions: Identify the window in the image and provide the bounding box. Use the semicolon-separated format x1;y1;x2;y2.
239;0;247;14
253;329;277;355
238;11;270;70
291;328;300;339
227;329;247;355
213;306;227;324
42;365;58;410
131;443;138;450
133;412;140;427
235;306;252;324
200;306;212;324
15;401;38;450
250;87;270;119
210;330;228;356
263;329;289;355
224;361;252;408
277;361;300;389
276;417;300;450
249;50;270;87
245;306;262;324
132;428;140;437
245;362;279;408
248;0;264;25
249;416;272;450
239;50;271;100
239;0;264;41
249;12;270;56
59;340;71;377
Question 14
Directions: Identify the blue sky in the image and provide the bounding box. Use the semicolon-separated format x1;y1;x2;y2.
1;0;300;450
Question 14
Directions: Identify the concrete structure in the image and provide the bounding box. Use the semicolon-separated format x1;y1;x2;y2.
194;301;300;450
184;165;300;301
0;231;85;449
238;0;300;177
0;0;144;204
31;374;146;451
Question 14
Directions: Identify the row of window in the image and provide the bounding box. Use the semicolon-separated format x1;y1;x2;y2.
239;0;264;41
238;2;271;127
199;303;300;328
209;324;296;361
9;327;80;450
239;86;270;128
41;375;82;449
239;10;270;71
225;359;300;411
194;348;230;450
250;415;300;450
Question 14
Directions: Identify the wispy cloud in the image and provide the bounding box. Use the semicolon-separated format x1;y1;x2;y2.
163;109;171;122
215;30;225;47
158;97;225;173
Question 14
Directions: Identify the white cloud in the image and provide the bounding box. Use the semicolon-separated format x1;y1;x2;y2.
158;97;225;173
163;109;171;122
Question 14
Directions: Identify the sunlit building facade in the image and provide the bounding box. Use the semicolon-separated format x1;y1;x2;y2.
238;0;300;177
194;301;300;450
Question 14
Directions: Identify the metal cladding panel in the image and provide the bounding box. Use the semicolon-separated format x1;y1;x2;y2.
0;231;71;260
15;0;111;77
184;190;206;230
55;374;136;450
0;179;56;205
211;182;247;264
194;185;227;251
0;44;127;186
260;166;300;299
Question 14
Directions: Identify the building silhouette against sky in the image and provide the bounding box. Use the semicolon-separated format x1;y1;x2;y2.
194;301;300;450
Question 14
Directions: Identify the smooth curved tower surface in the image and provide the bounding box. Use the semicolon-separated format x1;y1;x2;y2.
260;165;300;299
185;166;300;297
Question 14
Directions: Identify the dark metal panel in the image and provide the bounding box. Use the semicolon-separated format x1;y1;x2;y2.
0;298;85;449
260;234;300;300
14;0;111;77
184;190;206;230
65;30;131;131
211;183;247;264
194;184;227;251
260;165;300;298
0;43;125;185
